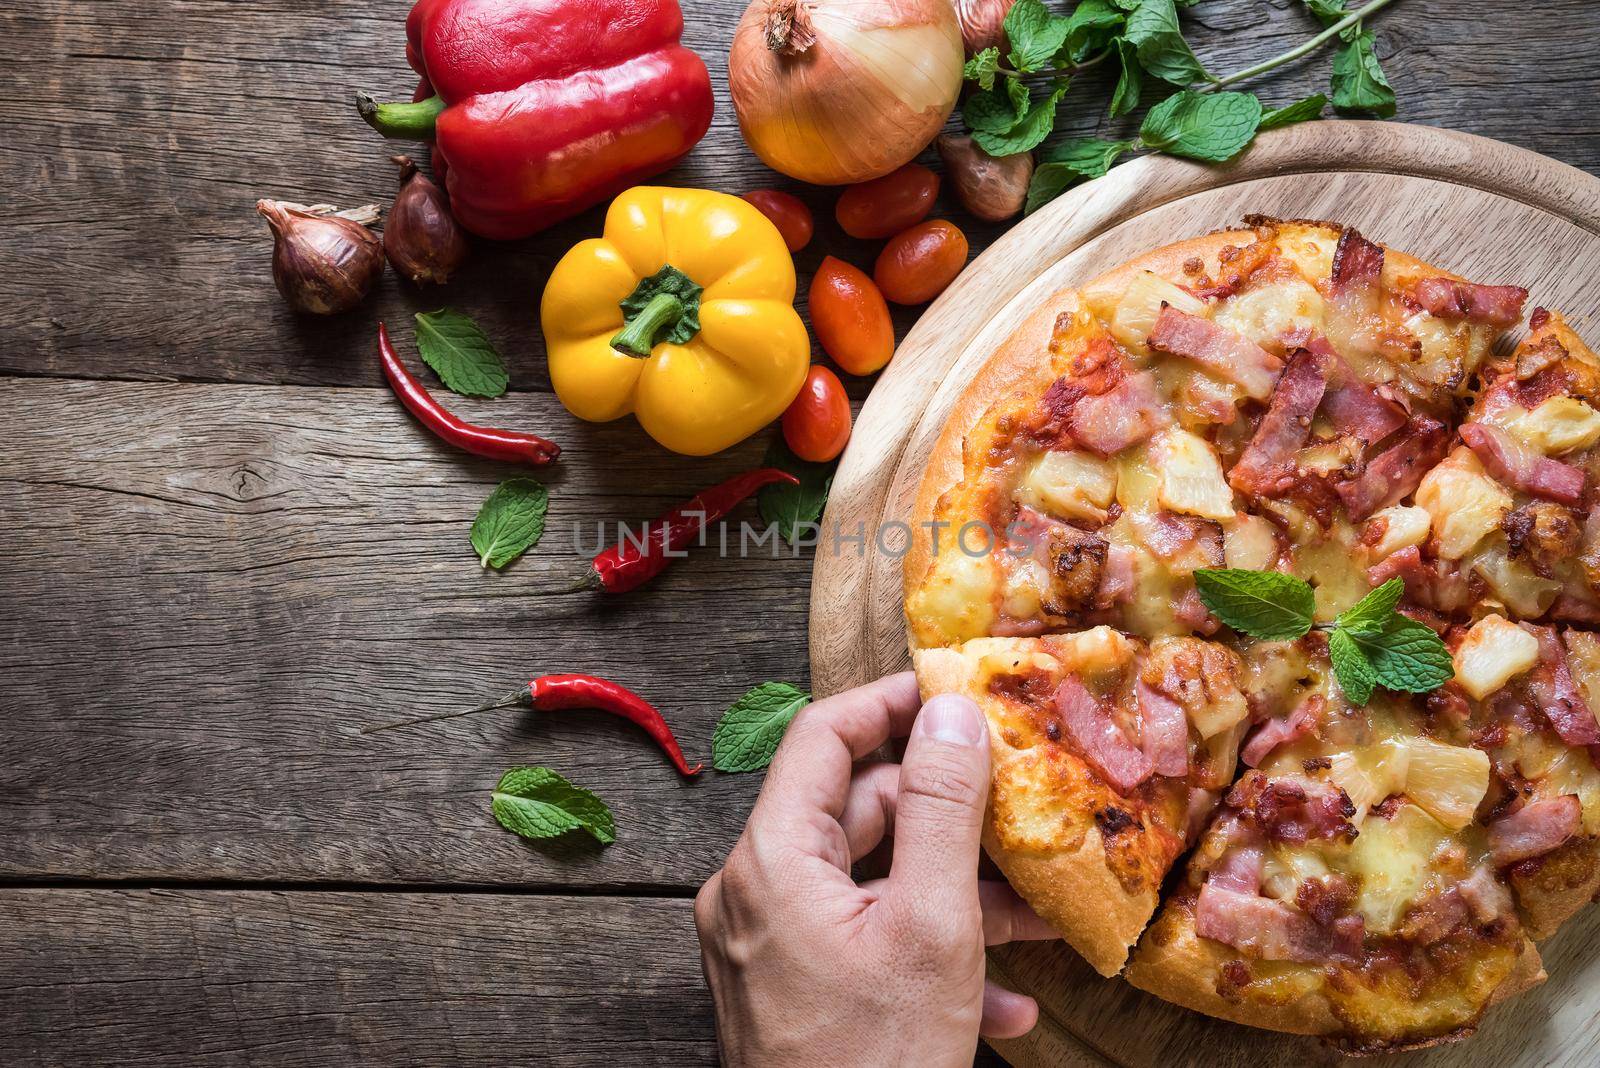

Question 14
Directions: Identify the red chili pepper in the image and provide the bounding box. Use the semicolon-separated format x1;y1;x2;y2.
377;323;560;466
571;467;799;594
364;672;702;777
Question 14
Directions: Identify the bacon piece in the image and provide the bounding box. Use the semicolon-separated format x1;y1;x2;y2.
1240;696;1320;767
1068;371;1167;456
1336;416;1449;521
1397;884;1470;945
1550;593;1600;624
1365;545;1476;614
1136;680;1190;778
1147;307;1283;401
1522;627;1600;745
1127;511;1223;567
1457;867;1514;924
1331;229;1383;293
1195;885;1363;962
1315;340;1407;444
1208;844;1265;893
1460;423;1586;505
1228;348;1327;496
1053;675;1153;794
1095;544;1136;609
1174;585;1219;635
1412;277;1528;326
1489;795;1582;867
1228;772;1355;845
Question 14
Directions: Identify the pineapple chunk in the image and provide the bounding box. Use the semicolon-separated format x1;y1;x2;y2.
1111;271;1208;354
1452;614;1539;700
1330;739;1410;822
1225;513;1280;570
977;643;1061;681
1402;738;1489;830
1468;540;1561;619
1213;275;1326;348
1014;450;1117;524
1504;396;1600;456
1050;625;1136;675
1150;428;1235;521
1261;845;1333;902
1000;558;1050;622
1347;803;1451;935
1367;505;1431;560
1415;448;1511;560
908;550;997;647
1563;631;1600;717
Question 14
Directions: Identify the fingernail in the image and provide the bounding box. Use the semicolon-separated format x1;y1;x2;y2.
916;694;985;746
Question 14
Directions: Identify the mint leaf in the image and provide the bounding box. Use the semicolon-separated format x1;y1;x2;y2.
963;78;1030;133
1303;0;1350;24
1061;0;1125;63
1139;90;1263;162
1124;0;1209;85
1193;568;1315;640
491;767;615;844
1109;37;1143;117
1328;627;1377;705
759;436;835;546
1336;578;1404;636
1005;0;1072;72
414;308;510;398
470;477;548;569
973;83;1068;157
713;682;811;772
1026;138;1137;213
1259;93;1328;131
1331;29;1395;117
964;47;1003;91
1348;616;1454;694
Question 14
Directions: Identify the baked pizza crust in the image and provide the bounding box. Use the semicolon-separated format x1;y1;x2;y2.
1509;834;1600;940
914;645;1158;977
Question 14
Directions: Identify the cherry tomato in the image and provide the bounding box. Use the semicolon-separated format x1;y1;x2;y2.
834;164;939;240
782;365;853;463
874;220;969;305
809;256;895;376
741;189;813;253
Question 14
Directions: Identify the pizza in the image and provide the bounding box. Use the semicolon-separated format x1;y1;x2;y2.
903;217;1600;1051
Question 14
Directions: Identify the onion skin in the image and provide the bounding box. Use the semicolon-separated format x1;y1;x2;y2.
956;0;1013;55
385;156;469;285
729;0;963;186
936;134;1033;222
256;199;384;315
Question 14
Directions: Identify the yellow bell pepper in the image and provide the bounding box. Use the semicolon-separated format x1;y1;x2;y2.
541;187;810;456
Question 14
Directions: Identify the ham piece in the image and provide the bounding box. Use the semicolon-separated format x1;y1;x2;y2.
1412;277;1528;326
1228;348;1328;496
1489;795;1582;867
1054;675;1153;794
1331;229;1384;300
1147;306;1284;401
1460;422;1586;504
1195;884;1363;962
1523;627;1600;745
1136;681;1190;778
1336;416;1449;520
1315;339;1407;444
1068;371;1167;456
1240;697;1320;767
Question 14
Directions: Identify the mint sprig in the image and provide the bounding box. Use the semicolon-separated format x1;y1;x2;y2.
712;682;811;773
491;767;615;844
1194;570;1452;704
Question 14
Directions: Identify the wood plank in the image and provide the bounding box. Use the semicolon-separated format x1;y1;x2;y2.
0;889;717;1066
3;0;1598;387
0;375;817;888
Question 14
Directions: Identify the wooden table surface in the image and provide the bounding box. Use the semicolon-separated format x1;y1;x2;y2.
3;2;1597;1065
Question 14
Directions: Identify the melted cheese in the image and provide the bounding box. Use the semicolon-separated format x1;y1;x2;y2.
909;550;997;646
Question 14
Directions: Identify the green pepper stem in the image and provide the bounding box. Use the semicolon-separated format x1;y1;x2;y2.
355;92;444;140
611;292;684;357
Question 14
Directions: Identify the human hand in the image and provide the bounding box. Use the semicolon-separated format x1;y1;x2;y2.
694;672;1055;1067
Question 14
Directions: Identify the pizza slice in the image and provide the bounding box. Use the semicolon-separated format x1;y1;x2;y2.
1127;675;1544;1053
912;626;1253;976
1445;613;1600;938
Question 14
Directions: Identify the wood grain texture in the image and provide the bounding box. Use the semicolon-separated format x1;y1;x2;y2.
4;0;1599;389
807;123;1600;1066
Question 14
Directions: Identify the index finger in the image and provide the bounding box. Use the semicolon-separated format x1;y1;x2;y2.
747;671;920;837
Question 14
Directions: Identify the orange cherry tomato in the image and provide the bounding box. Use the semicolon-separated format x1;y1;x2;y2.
874;220;969;305
809;256;895;376
782;365;853;463
834;164;939;240
741;189;813;253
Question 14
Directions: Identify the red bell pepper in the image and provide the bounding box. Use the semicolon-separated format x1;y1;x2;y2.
358;0;714;241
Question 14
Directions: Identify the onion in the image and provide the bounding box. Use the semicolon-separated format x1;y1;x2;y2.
956;0;1013;54
729;0;964;186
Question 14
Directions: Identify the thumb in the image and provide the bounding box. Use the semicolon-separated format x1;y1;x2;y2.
885;694;991;919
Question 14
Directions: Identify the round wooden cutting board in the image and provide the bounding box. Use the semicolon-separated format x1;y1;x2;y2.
808;121;1600;1068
